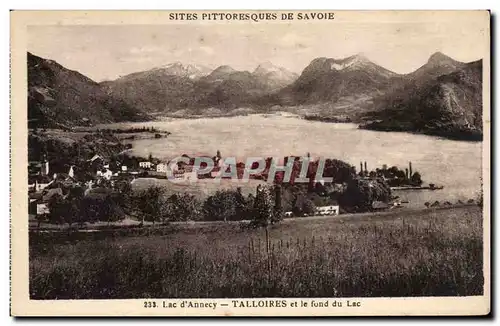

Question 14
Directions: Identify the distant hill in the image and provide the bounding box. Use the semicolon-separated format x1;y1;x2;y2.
201;65;236;83
28;52;146;129
362;58;482;140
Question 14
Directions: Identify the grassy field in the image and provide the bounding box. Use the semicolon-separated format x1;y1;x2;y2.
29;205;483;299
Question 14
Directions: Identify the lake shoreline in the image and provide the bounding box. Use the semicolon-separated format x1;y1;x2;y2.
358;123;483;142
144;113;485;142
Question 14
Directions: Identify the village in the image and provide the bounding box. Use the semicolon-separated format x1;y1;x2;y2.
28;143;449;228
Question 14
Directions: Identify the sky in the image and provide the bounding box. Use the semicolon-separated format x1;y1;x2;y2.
28;17;488;82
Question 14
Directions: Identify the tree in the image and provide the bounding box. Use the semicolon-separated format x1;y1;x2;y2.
102;193;125;224
79;196;101;224
203;190;237;222
47;193;81;227
47;194;65;224
133;186;166;225
165;193;201;222
410;171;423;186
113;179;133;212
321;158;356;184
59;198;83;227
234;187;248;220
292;193;316;216
271;185;284;224
252;184;273;227
245;193;255;220
302;198;316;215
339;177;392;212
68;186;85;200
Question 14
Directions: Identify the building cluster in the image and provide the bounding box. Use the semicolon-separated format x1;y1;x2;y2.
284;205;340;218
27;152;409;224
27;153;140;220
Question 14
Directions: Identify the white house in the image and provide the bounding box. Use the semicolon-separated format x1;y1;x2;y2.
29;176;53;192
36;203;50;215
121;165;128;172
139;161;153;169
97;169;113;180
41;160;49;176
315;205;339;216
156;163;168;173
30;180;52;192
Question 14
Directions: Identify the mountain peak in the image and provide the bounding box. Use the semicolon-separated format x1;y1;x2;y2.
255;61;276;70
150;62;212;79
351;53;369;62
252;62;298;88
427;52;454;64
311;54;378;73
164;61;183;67
204;65;237;82
254;61;284;75
213;65;235;73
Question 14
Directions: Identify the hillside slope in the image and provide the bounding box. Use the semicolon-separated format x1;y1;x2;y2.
28;52;146;129
362;59;483;140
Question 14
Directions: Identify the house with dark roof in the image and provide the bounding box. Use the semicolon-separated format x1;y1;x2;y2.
28;175;53;192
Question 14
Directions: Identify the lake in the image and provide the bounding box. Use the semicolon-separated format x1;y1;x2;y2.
99;114;483;207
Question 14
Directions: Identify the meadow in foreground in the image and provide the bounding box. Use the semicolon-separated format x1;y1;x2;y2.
29;205;483;299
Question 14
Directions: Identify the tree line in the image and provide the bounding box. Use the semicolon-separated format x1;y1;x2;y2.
44;173;393;228
44;182;284;228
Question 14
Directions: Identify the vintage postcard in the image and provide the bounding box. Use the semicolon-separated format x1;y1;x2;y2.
10;10;490;316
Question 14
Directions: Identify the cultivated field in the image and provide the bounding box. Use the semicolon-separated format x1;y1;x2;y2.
131;177;267;199
29;205;483;299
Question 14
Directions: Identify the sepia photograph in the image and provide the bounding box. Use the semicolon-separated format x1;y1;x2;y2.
10;10;490;316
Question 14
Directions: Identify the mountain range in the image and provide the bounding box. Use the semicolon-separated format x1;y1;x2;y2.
101;61;298;113
27;51;483;140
